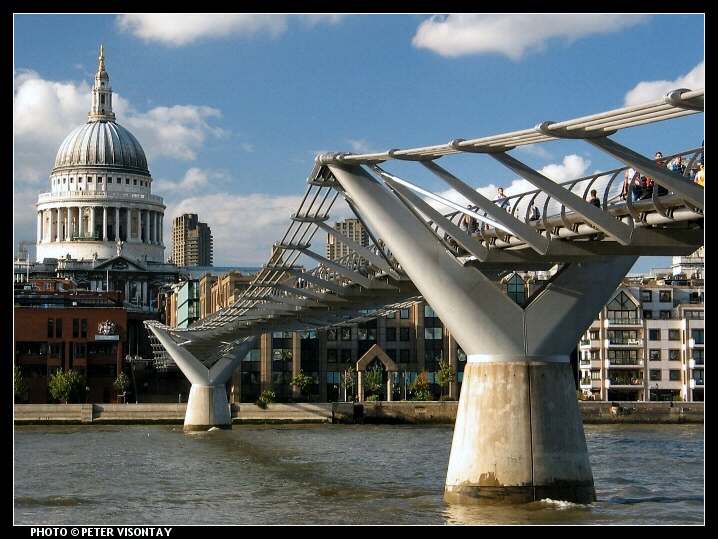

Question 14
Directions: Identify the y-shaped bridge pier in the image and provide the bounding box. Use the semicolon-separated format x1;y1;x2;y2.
146;88;703;505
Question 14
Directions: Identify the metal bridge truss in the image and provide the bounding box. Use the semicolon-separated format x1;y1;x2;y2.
146;87;703;365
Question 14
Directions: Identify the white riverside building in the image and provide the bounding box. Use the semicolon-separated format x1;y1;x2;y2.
578;247;704;403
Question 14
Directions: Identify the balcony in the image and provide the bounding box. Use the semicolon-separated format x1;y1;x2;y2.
608;377;644;387
606;318;643;327
607;339;643;347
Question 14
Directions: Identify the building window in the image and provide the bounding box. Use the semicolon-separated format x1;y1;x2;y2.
642;290;652;302
399;349;410;363
47;318;54;338
644;310;653;319
386;312;395;319
668;349;680;361
660;310;672;320
73;343;86;359
649;349;661;361
48;343;62;358
669;370;681;381
506;273;527;304
692;349;704;365
72;318;88;339
386;327;396;341
133;179;137;185
589;330;599;340
425;327;443;339
649;370;662;381
685;310;704;319
649;329;661;341
56;318;62;338
668;329;680;341
659;291;671;302
340;349;352;363
607;329;638;344
399;327;410;341
327;328;337;341
126;178;130;185
400;309;409;319
108;177;112;183
606;291;639;323
457;347;467;362
341;328;351;341
691;328;704;345
327;349;337;363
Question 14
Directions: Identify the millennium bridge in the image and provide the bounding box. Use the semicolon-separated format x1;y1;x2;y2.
146;87;703;506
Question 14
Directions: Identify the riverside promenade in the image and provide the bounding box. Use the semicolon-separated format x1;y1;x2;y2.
14;401;704;426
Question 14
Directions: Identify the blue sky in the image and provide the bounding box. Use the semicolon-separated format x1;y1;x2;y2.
13;14;704;273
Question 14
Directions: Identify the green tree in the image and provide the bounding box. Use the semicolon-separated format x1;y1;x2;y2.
14;365;28;402
363;364;383;400
340;366;356;402
113;372;131;395
436;361;456;398
289;371;313;401
409;370;433;401
255;390;276;409
48;369;86;404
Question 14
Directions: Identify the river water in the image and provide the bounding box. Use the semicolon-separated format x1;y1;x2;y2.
14;423;704;526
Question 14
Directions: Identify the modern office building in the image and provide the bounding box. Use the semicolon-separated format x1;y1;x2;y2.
172;213;213;267
157;249;704;405
326;218;369;266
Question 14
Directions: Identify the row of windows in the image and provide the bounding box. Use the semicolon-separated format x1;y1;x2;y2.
17;341;118;357
590;328;704;342
46;318;92;339
54;177;148;187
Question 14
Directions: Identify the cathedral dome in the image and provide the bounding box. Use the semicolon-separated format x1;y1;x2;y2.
53;120;149;173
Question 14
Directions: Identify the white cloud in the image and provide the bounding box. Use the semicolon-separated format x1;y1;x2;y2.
412;14;650;59
116;13;343;46
163;192;306;266
623;61;705;106
127;104;227;161
153;167;230;195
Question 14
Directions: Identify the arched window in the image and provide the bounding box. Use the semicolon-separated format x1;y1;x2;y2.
606;291;639;323
507;273;526;304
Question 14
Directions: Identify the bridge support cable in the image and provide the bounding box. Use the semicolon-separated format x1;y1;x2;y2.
418;160;551;253
372;169;491;261
489;151;635;245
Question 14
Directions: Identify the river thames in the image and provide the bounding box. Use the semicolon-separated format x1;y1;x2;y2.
14;423;704;526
